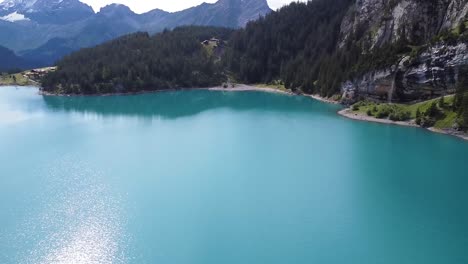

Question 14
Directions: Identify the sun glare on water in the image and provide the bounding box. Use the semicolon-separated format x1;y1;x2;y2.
22;159;127;264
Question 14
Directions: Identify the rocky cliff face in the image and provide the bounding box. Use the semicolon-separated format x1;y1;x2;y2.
400;43;467;98
339;0;468;103
340;0;467;49
342;42;468;103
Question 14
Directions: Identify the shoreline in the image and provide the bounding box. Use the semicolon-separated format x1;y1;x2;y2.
10;83;468;141
207;85;294;95
0;82;36;87
337;108;418;127
427;127;468;141
38;84;295;97
305;94;340;104
338;108;468;141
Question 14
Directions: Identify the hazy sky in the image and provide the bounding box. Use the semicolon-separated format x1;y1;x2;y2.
81;0;306;13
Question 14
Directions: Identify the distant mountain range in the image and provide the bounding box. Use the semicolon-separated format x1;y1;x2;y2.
0;45;37;71
0;0;271;70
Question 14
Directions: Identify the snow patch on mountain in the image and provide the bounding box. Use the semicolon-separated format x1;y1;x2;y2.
0;11;29;21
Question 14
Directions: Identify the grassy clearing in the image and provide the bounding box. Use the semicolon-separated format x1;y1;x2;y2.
351;95;458;129
435;111;458;129
0;73;31;86
255;82;289;92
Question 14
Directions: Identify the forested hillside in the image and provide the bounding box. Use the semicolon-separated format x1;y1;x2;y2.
0;45;37;72
223;0;354;96
42;27;233;94
43;0;356;95
224;0;468;98
43;0;467;100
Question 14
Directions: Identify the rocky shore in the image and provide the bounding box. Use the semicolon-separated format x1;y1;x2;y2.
208;84;293;95
39;84;295;97
37;82;468;141
337;108;468;141
337;108;418;127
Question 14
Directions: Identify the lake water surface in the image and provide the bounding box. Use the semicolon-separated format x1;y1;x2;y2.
1;86;468;264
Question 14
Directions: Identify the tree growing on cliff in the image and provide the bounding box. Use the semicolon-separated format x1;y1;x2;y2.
438;96;445;108
453;65;468;130
454;66;468;111
460;95;468;130
416;108;422;125
426;101;440;118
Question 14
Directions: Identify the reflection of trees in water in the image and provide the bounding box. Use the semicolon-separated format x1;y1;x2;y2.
42;90;337;120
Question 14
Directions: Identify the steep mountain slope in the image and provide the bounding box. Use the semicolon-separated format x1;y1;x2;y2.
26;0;94;24
338;0;468;102
339;0;468;49
0;0;94;24
140;0;271;31
224;0;467;100
0;0;271;67
19;37;77;66
0;45;36;71
0;0;37;17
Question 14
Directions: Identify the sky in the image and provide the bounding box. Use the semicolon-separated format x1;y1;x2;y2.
80;0;306;13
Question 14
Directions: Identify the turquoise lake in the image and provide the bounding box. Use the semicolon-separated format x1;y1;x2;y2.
1;86;468;264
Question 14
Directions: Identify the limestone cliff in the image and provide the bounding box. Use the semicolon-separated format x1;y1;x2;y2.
339;0;468;103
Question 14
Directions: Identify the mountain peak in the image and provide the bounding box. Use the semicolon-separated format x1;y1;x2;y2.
99;4;132;13
0;0;36;13
212;0;271;27
0;0;94;24
98;4;135;17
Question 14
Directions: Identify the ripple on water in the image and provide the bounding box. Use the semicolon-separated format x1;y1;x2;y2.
19;158;127;264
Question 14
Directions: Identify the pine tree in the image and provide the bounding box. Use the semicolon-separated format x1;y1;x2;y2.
461;95;468;130
426;101;439;117
455;66;468;110
438;96;445;108
416;108;422;125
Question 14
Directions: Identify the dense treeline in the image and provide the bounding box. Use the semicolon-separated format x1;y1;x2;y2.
454;66;468;130
43;1;467;99
223;0;354;96
44;1;357;95
42;26;233;94
224;0;467;97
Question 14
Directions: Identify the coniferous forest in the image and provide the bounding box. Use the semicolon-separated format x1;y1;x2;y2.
42;26;233;94
223;0;354;96
43;0;444;96
43;1;357;96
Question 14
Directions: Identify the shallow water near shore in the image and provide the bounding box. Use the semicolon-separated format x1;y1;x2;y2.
1;86;468;264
